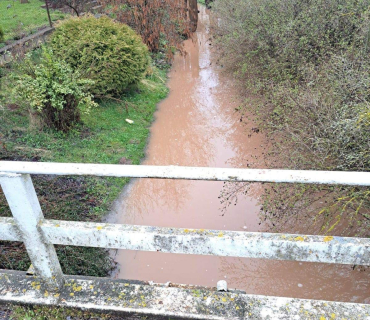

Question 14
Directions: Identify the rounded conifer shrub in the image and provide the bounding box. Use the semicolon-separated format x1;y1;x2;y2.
49;15;150;96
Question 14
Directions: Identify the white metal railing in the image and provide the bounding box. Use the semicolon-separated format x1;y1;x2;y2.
0;161;369;318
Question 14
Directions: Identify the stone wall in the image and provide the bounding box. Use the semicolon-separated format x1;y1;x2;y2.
0;27;54;66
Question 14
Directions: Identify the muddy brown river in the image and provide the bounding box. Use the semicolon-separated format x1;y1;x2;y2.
111;6;369;303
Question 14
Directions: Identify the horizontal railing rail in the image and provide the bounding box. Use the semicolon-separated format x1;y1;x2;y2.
0;161;369;319
1;161;370;185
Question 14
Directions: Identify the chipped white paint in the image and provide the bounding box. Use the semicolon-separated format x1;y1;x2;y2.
0;271;370;320
37;220;370;265
0;161;370;185
217;280;227;292
0;217;19;241
0;174;63;289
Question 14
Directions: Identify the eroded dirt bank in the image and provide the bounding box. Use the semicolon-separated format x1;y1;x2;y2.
111;6;369;303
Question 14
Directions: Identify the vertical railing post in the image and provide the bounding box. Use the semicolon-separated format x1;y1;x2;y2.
0;173;63;290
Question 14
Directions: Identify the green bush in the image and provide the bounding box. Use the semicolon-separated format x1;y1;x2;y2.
49;15;150;97
0;26;4;43
13;48;97;132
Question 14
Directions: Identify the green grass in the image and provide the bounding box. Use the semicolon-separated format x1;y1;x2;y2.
2;78;167;166
8;305;113;320
0;0;67;42
7;304;179;319
0;66;168;275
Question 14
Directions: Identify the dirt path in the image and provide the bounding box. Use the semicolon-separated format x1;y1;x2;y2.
110;6;369;304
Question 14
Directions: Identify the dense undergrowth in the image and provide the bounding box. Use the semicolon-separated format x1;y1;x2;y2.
212;0;370;236
101;0;196;61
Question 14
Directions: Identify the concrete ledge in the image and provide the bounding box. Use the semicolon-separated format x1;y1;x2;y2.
0;270;369;319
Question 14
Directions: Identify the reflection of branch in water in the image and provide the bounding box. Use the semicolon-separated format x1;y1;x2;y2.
219;257;297;294
218;179;369;238
219;256;370;303
119;178;192;223
218;181;264;215
218;182;250;213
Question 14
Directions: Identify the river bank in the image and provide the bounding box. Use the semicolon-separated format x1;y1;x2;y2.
0;64;168;276
0;59;170;319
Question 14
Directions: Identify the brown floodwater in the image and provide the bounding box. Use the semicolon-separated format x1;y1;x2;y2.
110;6;369;303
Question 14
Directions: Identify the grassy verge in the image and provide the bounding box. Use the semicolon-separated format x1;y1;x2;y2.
0;0;67;43
0;65;168;275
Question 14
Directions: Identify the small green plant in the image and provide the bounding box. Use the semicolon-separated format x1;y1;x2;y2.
50;15;150;97
13;47;97;132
